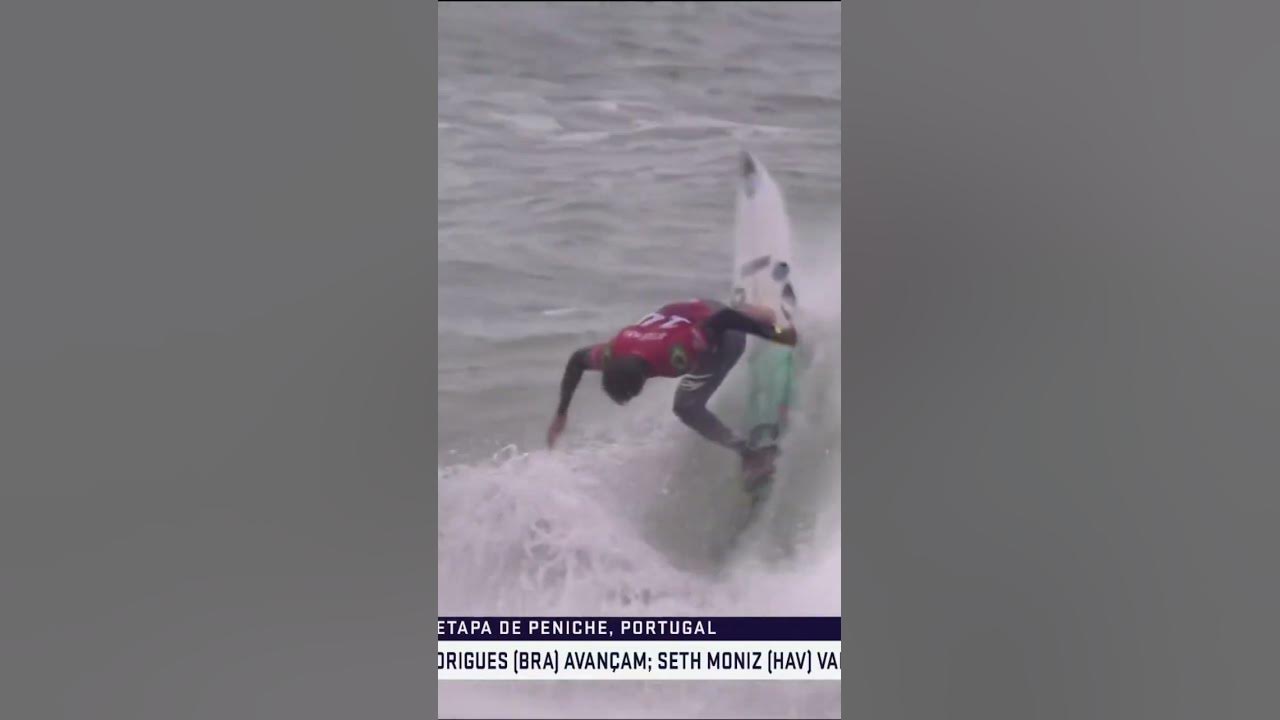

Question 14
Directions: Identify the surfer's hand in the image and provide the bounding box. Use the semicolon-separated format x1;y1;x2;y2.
546;413;567;448
773;325;798;346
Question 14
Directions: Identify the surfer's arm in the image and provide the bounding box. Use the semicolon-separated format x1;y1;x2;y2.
555;345;598;417
672;332;750;455
705;308;797;346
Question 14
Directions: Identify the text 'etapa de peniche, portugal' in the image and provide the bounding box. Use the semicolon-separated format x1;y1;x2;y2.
440;617;726;639
437;616;842;681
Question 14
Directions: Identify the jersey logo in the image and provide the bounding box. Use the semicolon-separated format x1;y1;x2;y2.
678;372;712;392
669;344;688;372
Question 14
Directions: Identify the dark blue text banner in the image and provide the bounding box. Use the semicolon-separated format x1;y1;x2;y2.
438;616;841;642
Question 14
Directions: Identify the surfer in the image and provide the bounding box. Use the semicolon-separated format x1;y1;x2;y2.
546;299;796;471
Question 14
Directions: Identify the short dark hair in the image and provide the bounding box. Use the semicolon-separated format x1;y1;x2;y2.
602;355;648;404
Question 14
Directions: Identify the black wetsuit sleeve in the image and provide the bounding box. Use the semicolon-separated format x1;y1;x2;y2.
704;307;778;341
556;347;593;416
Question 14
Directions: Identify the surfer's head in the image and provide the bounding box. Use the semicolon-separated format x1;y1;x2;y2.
602;355;648;405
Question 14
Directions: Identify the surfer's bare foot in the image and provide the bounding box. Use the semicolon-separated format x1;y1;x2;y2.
744;471;771;493
741;447;778;489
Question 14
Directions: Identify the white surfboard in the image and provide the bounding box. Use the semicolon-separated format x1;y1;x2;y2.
732;152;798;328
729;151;798;494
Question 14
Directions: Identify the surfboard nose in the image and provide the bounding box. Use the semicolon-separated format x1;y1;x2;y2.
740;151;756;178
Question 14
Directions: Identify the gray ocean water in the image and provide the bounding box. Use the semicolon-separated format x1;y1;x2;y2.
439;3;841;718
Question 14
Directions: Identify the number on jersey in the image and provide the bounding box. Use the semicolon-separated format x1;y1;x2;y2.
636;312;691;330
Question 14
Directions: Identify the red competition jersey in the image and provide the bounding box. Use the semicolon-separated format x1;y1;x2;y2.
588;300;717;378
